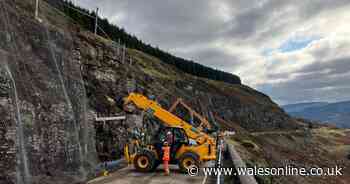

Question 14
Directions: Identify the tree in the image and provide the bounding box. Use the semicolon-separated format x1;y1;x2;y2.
47;0;242;85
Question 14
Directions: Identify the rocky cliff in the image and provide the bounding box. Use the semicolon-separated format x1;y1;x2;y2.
0;0;299;183
0;0;97;183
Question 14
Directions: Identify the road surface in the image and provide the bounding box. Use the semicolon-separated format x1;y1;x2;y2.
88;164;215;184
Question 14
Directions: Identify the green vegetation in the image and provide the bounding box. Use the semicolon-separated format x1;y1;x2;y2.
45;0;241;85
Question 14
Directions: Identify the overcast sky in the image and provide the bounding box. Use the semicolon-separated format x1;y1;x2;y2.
75;0;350;105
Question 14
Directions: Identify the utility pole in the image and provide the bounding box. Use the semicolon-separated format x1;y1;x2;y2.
94;7;99;35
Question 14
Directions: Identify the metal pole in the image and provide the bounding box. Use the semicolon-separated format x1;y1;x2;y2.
94;7;99;35
35;0;39;19
117;39;121;55
129;57;133;66
122;45;126;64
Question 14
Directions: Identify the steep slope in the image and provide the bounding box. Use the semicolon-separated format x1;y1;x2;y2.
230;128;350;184
0;1;97;184
283;101;350;128
45;0;242;86
0;0;299;184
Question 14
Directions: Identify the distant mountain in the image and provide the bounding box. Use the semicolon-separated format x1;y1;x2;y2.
283;102;329;113
283;101;350;128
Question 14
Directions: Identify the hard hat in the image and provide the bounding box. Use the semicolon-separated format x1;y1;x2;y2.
163;141;168;145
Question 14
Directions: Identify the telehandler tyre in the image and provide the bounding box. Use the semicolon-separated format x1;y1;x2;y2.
134;150;156;172
178;152;200;173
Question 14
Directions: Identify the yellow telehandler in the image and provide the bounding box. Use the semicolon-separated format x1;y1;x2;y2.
122;93;217;172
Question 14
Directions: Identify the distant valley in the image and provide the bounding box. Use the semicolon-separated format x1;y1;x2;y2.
283;101;350;128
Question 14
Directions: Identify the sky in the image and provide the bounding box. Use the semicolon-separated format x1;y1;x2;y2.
74;0;350;105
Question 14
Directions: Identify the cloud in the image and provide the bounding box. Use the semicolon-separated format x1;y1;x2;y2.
177;47;241;70
261;35;350;104
75;0;350;105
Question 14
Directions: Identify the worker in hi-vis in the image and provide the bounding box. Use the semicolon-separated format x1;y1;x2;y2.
162;141;170;175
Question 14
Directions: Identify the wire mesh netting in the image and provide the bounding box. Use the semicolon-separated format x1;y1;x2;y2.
0;0;97;183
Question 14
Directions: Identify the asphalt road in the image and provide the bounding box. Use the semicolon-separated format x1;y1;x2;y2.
88;164;214;184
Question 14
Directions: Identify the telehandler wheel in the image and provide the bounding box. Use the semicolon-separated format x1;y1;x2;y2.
134;150;156;172
178;152;200;173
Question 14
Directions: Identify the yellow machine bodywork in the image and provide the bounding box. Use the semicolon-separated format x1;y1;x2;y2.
123;93;217;166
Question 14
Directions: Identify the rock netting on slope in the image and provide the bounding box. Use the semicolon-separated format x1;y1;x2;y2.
0;0;96;183
0;67;16;183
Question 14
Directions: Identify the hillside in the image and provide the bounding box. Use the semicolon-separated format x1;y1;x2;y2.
283;101;350;128
231;128;350;184
45;0;241;85
0;0;348;184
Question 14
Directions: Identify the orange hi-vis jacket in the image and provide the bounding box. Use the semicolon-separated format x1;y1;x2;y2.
162;146;170;161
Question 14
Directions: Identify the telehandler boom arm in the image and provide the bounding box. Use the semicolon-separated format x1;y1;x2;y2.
123;93;214;144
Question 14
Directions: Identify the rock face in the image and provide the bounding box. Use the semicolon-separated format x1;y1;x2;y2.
0;0;298;184
0;0;96;183
77;33;298;132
